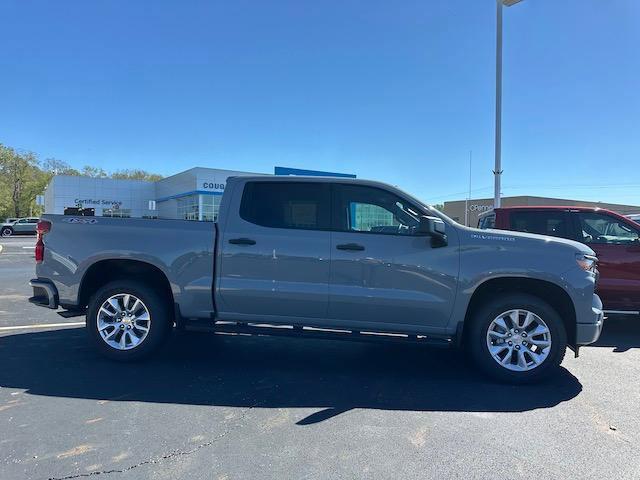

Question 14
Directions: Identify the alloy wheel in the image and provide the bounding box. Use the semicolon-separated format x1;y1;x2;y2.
486;309;552;372
97;293;151;350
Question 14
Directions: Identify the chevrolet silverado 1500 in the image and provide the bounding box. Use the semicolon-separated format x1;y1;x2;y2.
29;176;604;383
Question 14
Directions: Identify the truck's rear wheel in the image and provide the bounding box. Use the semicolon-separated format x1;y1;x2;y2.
87;281;172;361
467;294;567;383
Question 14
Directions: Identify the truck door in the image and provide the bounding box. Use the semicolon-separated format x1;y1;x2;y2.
328;183;458;330
573;211;640;311
218;181;332;320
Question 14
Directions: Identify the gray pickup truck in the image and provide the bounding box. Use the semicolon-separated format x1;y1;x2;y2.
29;176;604;383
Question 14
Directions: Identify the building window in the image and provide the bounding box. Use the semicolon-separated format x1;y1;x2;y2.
177;195;199;221
201;195;221;222
102;208;131;218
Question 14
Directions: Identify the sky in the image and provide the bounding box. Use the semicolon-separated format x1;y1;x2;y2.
1;0;638;205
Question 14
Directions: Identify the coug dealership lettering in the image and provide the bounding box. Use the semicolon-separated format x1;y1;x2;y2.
202;182;225;190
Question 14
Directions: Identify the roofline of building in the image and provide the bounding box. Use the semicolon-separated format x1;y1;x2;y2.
444;195;640;209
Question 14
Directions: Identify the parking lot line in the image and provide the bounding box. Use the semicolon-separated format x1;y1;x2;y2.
0;322;85;332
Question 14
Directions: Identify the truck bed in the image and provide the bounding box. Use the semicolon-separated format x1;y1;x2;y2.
37;215;216;318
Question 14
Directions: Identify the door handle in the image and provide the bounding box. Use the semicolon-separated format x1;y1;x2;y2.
336;243;365;251
228;237;256;245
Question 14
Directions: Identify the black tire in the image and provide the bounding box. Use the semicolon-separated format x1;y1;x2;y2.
86;280;173;361
1;227;13;237
466;293;567;384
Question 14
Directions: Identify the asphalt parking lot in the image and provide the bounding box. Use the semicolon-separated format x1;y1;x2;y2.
1;235;640;480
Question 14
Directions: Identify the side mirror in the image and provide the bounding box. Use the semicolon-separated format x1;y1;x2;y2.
418;216;448;248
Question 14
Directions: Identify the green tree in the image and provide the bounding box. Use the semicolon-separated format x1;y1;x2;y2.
0;145;47;218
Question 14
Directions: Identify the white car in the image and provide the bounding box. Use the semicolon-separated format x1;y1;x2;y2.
1;217;39;237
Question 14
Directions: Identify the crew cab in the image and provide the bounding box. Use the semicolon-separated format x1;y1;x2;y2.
479;206;640;315
29;177;604;383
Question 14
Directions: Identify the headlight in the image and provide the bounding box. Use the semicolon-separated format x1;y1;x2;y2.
576;253;597;274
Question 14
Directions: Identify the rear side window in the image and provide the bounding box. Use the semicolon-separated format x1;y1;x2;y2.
509;211;569;238
240;182;331;230
478;213;495;229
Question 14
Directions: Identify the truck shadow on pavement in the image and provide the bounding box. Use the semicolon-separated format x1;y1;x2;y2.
0;328;582;425
592;316;640;352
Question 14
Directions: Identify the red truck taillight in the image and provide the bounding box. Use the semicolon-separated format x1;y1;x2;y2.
35;220;51;264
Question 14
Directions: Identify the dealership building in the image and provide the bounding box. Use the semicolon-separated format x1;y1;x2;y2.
43;168;640;226
42;166;355;221
443;196;640;227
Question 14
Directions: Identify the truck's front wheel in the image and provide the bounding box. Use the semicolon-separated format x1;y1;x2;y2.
87;281;172;361
467;294;567;383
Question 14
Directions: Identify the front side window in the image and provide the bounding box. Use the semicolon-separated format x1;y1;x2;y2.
334;184;422;235
578;213;640;245
509;211;569;238
240;182;331;230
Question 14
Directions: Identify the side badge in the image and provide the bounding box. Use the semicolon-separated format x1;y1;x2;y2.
62;218;99;224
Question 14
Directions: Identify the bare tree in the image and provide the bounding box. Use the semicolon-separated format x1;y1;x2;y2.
42;158;80;176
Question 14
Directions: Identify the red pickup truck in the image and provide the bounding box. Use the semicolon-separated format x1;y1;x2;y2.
478;206;640;315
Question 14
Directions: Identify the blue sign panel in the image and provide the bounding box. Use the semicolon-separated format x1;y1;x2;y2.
274;166;356;178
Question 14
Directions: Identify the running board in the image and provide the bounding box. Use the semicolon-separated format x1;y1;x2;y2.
603;310;640;316
57;309;86;318
185;321;453;348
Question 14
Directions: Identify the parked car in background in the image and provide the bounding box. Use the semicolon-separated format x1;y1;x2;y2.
628;214;640;223
479;206;640;315
1;217;39;237
29;176;603;383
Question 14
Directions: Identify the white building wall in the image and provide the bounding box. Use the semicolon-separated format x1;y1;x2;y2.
44;176;155;217
44;167;267;220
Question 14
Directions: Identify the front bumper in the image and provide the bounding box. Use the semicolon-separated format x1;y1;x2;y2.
29;279;59;309
575;293;604;345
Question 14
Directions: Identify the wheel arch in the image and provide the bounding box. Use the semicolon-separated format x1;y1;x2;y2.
460;276;576;347
78;259;174;311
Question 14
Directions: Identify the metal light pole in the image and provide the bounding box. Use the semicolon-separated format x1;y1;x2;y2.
494;0;524;209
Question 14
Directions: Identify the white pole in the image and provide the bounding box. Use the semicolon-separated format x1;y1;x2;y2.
494;0;503;209
468;150;473;226
464;198;468;227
